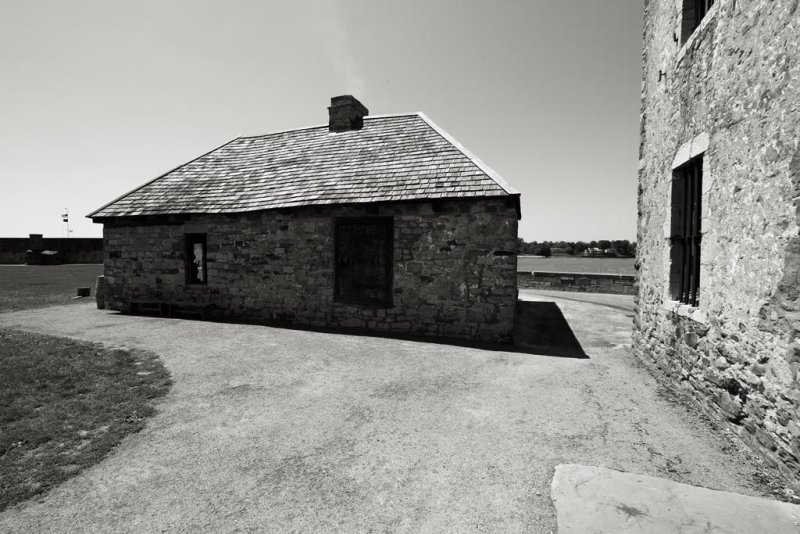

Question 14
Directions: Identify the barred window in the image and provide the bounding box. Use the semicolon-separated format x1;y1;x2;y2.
681;0;715;44
669;156;702;306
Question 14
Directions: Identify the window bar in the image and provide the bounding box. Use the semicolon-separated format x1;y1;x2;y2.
683;175;690;306
688;163;697;306
681;174;691;304
679;239;688;304
691;160;702;306
678;177;685;304
688;169;694;305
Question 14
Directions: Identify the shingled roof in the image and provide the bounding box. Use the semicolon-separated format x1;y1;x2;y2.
88;112;519;219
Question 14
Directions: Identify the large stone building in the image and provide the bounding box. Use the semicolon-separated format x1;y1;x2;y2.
635;0;800;479
89;96;520;343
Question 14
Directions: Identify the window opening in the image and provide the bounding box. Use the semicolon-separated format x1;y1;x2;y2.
669;156;702;306
185;233;207;284
681;0;715;44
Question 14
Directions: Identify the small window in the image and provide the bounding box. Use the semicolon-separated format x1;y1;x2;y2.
681;0;715;44
335;218;393;305
185;234;207;284
669;156;703;306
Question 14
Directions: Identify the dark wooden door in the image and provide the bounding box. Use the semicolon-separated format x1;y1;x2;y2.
335;218;393;305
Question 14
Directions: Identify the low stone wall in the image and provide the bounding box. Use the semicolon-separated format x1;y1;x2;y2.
0;239;29;264
0;236;102;264
517;271;636;295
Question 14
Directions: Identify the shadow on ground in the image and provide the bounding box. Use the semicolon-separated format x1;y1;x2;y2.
514;301;588;358
107;300;588;358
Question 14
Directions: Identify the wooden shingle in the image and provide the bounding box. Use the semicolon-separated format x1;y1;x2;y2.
89;113;518;219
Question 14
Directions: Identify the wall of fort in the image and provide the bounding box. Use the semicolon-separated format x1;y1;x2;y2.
635;0;800;479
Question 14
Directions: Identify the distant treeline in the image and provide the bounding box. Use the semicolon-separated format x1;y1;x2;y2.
517;239;636;258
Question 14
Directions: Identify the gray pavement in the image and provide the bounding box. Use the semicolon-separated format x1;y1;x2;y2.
0;292;785;532
519;288;635;312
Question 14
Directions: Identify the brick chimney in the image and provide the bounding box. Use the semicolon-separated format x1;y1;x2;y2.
328;95;368;132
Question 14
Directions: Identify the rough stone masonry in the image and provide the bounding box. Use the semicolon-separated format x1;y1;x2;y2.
101;198;519;343
635;0;800;481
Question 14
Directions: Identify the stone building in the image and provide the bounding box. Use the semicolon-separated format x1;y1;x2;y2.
89;96;520;343
635;0;800;479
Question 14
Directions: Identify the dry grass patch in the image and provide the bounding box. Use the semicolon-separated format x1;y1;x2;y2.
0;328;171;510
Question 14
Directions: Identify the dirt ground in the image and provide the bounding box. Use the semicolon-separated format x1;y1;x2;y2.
0;292;782;533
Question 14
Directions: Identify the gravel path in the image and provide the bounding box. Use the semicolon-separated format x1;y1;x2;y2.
0;295;777;533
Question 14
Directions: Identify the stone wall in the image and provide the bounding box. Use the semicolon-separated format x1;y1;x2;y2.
100;197;518;343
0;236;103;264
635;0;800;481
518;271;635;295
0;239;31;264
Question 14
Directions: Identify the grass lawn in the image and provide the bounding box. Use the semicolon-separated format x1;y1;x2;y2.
0;328;171;511
0;263;172;510
0;264;104;313
517;255;636;275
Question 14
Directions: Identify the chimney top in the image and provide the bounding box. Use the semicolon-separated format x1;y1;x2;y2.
328;95;368;132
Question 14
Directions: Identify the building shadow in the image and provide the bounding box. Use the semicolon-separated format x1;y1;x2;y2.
514;301;588;358
109;300;588;358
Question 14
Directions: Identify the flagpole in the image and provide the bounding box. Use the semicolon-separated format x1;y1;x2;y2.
62;209;70;238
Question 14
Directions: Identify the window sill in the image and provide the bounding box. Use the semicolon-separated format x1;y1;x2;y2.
662;299;708;324
334;299;393;308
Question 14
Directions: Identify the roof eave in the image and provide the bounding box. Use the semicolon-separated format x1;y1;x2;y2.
89;193;521;221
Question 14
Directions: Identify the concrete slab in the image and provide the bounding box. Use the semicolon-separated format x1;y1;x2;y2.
551;464;800;533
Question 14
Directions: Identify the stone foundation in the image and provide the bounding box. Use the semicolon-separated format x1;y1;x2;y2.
100;197;518;343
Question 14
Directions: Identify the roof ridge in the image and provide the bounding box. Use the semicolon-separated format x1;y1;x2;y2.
238;113;420;140
416;112;519;196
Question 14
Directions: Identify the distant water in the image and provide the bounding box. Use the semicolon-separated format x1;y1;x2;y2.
517;255;636;275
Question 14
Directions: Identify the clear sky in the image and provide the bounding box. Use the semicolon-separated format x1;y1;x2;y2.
0;0;643;241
